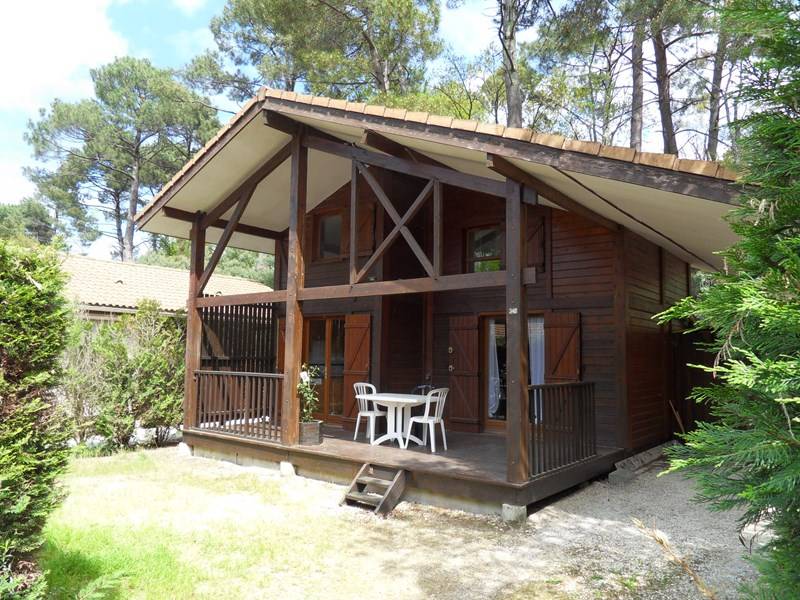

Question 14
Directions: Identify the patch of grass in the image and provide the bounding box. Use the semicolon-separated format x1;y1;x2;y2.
40;448;380;598
41;524;200;599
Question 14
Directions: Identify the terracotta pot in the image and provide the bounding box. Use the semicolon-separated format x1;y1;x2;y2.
299;420;323;445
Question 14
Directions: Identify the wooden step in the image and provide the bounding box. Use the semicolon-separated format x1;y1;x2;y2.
346;490;383;507
341;463;407;516
357;475;392;488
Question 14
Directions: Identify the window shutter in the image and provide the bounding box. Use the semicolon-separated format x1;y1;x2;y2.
343;313;371;418
544;311;581;382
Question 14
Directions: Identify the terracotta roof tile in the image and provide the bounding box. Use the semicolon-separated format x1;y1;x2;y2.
502;127;533;142
451;119;479;132
598;145;637;162
383;107;407;120
405;111;430;124
364;104;386;116
635;152;678;170
563;139;601;155
62;255;272;312
676;158;720;177
476;122;505;136
532;132;566;149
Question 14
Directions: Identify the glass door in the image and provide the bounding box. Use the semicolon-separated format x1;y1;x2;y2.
483;315;545;430
304;316;346;422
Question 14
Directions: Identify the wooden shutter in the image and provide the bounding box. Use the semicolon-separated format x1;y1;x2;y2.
343;313;371;418
447;315;480;430
544;311;581;382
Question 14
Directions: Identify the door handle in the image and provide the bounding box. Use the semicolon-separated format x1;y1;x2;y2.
448;365;454;372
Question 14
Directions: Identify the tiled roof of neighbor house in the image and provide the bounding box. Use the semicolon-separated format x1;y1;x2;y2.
137;86;738;226
62;254;272;312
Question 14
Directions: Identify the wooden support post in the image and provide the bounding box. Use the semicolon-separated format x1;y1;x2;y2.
349;160;358;284
505;179;532;483
184;212;206;430
281;135;307;445
433;180;442;277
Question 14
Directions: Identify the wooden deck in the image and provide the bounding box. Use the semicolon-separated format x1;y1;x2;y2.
184;424;624;513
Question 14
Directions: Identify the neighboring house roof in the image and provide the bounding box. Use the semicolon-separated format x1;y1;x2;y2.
135;86;741;271
62;254;272;313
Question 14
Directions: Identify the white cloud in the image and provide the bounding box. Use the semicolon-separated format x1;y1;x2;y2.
0;159;35;204
170;27;215;61
0;1;129;204
0;0;128;111
171;0;207;16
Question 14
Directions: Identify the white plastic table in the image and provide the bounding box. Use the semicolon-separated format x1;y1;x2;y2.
356;393;435;448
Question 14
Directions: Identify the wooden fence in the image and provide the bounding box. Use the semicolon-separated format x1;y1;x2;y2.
529;382;596;477
195;370;283;441
200;302;276;373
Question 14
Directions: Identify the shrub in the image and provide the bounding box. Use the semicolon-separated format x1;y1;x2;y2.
59;317;98;443
92;300;185;448
0;241;71;596
128;301;185;446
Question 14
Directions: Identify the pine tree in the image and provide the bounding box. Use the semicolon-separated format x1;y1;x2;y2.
658;1;800;595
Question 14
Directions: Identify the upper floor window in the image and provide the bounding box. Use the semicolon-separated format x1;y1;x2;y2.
315;212;343;260
466;226;503;272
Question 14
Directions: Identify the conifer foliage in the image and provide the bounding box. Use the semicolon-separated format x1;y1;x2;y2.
659;1;800;596
0;242;71;597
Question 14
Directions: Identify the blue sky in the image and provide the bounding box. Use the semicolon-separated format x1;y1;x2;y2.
0;0;506;257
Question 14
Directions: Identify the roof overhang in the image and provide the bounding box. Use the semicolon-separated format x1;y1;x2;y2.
136;90;741;271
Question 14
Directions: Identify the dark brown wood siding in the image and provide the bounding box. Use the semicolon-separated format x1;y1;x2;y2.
623;231;690;451
277;168;685;450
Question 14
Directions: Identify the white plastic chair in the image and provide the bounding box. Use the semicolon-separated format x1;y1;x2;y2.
405;388;449;453
353;382;386;443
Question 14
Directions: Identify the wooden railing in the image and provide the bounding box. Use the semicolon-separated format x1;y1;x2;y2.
195;370;283;442
529;382;596;477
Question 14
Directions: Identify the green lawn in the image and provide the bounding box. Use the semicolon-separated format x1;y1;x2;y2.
41;449;353;599
39;447;748;599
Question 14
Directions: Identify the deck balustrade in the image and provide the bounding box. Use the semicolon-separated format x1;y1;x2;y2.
194;370;283;441
529;382;597;477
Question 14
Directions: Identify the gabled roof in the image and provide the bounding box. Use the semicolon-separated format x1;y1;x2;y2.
136;87;741;270
62;254;272;313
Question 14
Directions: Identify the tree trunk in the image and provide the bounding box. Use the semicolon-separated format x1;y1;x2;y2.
123;143;141;262
706;29;728;161
652;28;678;155
630;21;645;151
113;193;125;260
499;0;523;128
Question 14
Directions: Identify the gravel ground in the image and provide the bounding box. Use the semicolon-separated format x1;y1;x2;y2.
207;453;759;599
49;449;761;599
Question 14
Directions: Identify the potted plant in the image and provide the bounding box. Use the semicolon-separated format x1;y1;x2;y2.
298;364;323;445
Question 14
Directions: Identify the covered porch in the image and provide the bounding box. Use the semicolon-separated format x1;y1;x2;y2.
134;88;739;509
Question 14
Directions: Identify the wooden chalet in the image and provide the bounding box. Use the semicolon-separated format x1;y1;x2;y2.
135;88;739;513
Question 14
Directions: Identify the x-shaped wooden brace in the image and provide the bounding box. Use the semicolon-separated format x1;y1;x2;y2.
354;162;435;284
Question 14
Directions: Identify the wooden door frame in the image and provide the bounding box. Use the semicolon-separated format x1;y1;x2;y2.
302;314;346;424
479;310;546;434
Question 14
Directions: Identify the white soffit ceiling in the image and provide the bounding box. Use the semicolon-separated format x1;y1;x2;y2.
143;108;737;266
